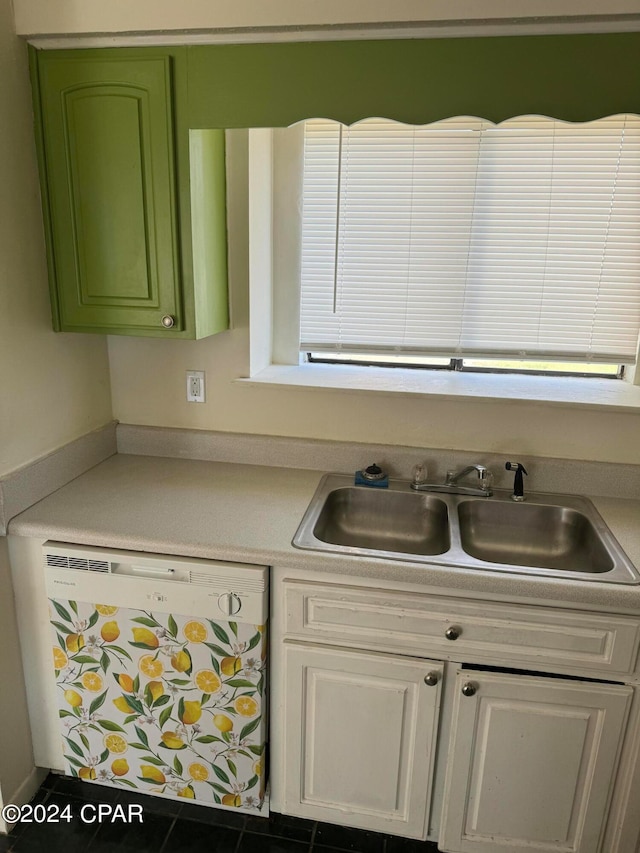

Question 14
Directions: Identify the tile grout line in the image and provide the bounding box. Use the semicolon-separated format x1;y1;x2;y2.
157;815;179;853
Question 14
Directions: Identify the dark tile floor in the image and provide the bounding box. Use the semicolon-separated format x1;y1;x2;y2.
0;774;441;853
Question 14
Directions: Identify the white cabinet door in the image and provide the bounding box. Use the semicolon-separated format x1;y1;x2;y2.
282;643;443;838
440;670;632;853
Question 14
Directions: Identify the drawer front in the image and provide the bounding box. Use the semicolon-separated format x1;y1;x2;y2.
283;581;640;675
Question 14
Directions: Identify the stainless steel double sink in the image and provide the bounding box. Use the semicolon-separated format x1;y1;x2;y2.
293;474;640;584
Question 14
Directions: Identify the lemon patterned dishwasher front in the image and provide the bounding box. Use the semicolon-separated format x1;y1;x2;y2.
44;542;268;814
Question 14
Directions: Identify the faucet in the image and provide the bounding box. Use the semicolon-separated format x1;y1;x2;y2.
411;463;493;497
446;465;490;487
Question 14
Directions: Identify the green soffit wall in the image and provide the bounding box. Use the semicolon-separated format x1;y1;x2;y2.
185;32;640;127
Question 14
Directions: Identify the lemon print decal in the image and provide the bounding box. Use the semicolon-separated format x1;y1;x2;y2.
50;598;265;809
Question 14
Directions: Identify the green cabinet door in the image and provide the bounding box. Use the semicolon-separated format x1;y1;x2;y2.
32;49;228;338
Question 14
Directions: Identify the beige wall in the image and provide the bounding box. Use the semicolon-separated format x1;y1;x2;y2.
0;5;112;478
0;540;35;821
108;132;640;465
13;0;640;37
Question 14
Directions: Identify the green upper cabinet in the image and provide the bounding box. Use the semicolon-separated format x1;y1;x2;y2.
31;48;228;338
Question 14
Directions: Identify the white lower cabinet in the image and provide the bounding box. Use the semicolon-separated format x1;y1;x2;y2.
282;643;443;838
274;573;640;853
440;670;632;853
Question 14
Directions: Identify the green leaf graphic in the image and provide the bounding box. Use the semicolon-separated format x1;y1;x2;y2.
173;756;183;776
154;694;171;708
226;679;255;689
246;631;261;653
245;773;259;791
205;643;228;657
141;755;164;766
168;614;178;638
226;758;237;778
80;733;90;751
89;691;108;715
51;621;73;635
69;601;78;615
240;717;262;741
132;616;160;628
208;623;231;646
99;720;126;733
212;764;231;784
87;611;99;629
52;600;74;624
135;726;149;748
100;749;110;764
66;738;84;758
228;621;238;637
159;706;173;728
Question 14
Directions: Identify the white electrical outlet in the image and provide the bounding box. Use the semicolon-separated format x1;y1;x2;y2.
186;370;206;403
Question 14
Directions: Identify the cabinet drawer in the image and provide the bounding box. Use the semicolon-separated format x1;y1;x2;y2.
283;581;640;675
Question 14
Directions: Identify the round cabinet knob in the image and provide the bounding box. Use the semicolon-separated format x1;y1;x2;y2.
161;314;175;328
217;592;242;616
461;682;477;697
445;626;461;641
424;672;439;686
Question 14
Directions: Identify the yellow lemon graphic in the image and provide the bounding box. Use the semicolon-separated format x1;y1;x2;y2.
118;673;134;693
213;714;233;733
139;655;164;679
221;793;241;807
188;763;209;782
183;621;208;643
256;625;265;634
81;672;103;693
234;696;258;717
53;647;68;670
132;627;159;648
111;759;129;777
171;650;191;673
101;621;120;642
178;786;196;799
180;700;202;725
103;734;127;754
66;633;85;653
64;689;82;707
194;669;221;694
95;605;118;616
78;767;96;781
220;656;242;677
140;765;166;784
147;680;164;702
160;731;185;750
253;759;263;777
113;696;132;714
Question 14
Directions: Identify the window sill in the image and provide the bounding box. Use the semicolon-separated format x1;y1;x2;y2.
237;363;640;412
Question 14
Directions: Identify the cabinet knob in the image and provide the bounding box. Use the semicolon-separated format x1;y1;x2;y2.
161;314;175;328
424;672;439;686
445;626;461;641
461;682;477;697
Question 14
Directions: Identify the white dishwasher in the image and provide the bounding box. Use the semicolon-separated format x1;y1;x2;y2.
43;541;268;813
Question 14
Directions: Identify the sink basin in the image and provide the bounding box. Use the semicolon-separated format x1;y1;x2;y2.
314;487;449;556
293;474;639;584
458;500;613;573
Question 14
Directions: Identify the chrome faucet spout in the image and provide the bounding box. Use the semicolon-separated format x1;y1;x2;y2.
446;464;488;485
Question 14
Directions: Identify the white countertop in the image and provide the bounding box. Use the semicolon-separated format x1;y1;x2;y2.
8;454;640;614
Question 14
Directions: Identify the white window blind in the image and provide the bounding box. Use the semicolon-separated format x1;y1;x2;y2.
299;116;640;364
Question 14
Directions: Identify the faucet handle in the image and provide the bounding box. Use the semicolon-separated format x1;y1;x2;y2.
412;463;429;486
480;469;494;492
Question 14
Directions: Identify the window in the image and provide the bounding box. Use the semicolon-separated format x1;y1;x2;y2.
298;116;640;375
